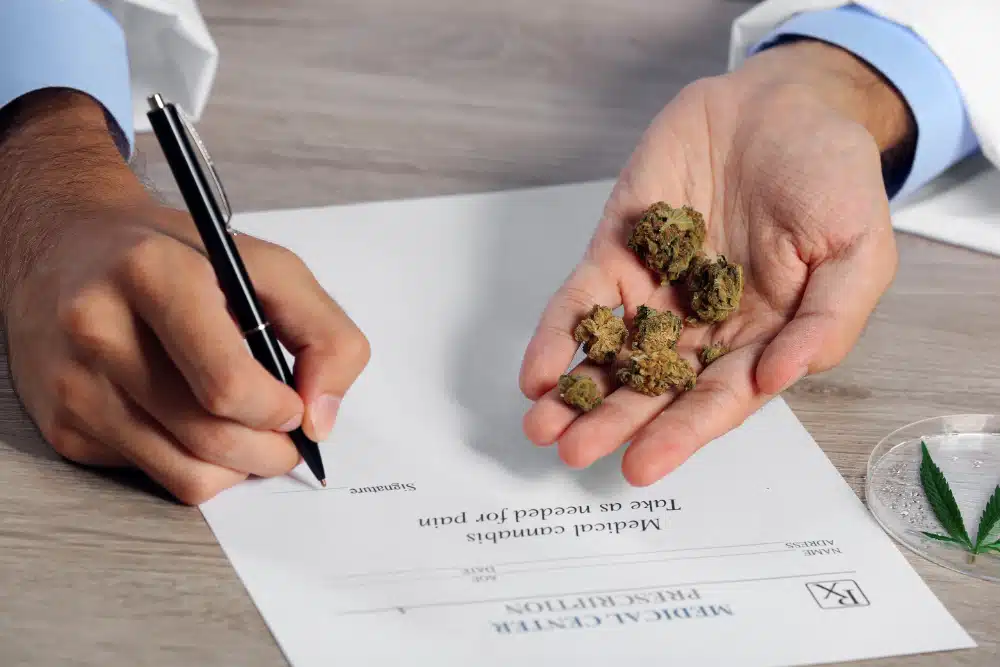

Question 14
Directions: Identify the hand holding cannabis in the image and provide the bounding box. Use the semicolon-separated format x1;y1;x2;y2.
559;202;742;411
519;52;899;487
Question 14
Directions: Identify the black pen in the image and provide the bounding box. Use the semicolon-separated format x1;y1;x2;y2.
145;93;326;487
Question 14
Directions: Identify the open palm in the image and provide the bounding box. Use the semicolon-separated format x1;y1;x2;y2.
519;77;898;486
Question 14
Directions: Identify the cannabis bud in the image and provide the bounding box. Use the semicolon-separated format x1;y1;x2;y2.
573;305;627;364
626;202;746;327
685;253;743;323
627;202;707;283
631;305;683;353
616;348;696;397
558;374;602;412
700;342;729;365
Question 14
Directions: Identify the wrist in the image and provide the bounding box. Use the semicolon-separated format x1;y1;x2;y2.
734;39;915;157
0;89;149;307
0;88;140;199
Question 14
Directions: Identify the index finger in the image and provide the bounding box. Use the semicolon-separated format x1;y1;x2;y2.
117;237;305;431
245;240;372;442
518;259;621;400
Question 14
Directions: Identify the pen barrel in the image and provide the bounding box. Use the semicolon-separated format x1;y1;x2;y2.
147;104;269;334
147;96;326;483
245;326;293;386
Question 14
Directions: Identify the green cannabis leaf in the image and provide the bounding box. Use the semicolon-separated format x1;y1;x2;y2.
919;441;972;549
974;485;1000;549
918;440;1000;561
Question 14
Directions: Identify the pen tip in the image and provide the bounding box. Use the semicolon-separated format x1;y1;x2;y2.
320;479;327;487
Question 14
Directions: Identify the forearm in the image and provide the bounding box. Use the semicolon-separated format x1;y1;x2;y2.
0;90;142;308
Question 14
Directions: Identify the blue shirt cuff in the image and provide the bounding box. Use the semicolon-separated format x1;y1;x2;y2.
749;4;980;202
0;0;133;159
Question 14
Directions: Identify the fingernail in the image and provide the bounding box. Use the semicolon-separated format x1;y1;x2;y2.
779;367;807;394
278;413;303;432
310;394;341;441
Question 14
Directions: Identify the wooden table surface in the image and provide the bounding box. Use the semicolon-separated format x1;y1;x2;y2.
2;1;999;665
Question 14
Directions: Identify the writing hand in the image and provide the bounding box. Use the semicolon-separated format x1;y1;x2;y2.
519;41;908;485
1;91;370;504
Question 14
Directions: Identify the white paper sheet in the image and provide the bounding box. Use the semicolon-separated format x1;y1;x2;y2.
200;181;975;666
96;0;218;131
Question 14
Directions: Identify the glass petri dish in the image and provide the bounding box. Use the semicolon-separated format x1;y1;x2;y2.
865;414;1000;582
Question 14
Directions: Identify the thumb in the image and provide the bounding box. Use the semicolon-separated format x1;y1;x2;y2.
756;234;896;395
246;242;372;442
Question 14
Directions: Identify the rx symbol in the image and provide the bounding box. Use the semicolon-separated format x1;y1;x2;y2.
806;580;869;609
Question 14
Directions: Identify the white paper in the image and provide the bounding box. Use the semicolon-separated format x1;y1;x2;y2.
200;181;975;666
95;0;218;132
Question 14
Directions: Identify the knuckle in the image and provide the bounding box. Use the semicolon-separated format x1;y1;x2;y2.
51;367;93;420
57;290;112;356
43;422;92;463
280;245;307;268
268;242;308;271
246;238;309;276
118;236;215;298
188;253;221;287
117;236;168;294
172;474;227;506
56;292;93;337
199;365;246;418
185;423;240;467
340;328;372;367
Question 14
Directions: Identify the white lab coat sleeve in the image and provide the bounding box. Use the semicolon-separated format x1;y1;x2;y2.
94;0;218;134
727;0;1000;170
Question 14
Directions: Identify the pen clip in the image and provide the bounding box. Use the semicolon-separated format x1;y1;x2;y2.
174;102;236;234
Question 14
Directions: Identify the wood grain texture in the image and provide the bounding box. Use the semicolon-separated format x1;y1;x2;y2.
2;0;998;665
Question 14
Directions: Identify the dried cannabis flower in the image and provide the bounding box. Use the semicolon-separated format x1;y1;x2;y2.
616;348;696;397
700;342;730;365
627;202;707;283
573;305;627;364
558;374;602;412
685;253;744;323
632;304;683;353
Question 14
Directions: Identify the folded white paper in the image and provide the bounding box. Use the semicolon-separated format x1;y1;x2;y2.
96;0;218;133
199;181;975;666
